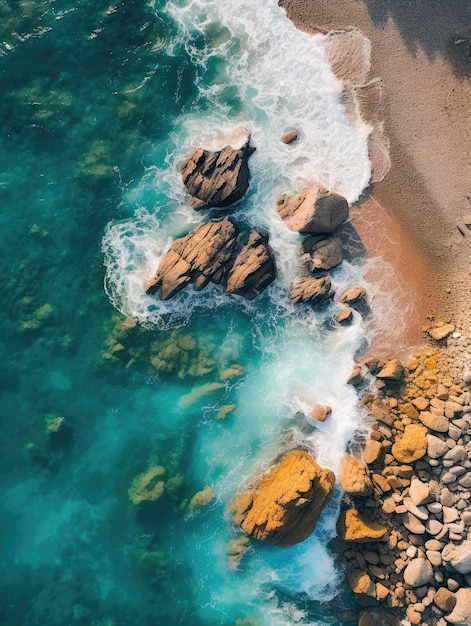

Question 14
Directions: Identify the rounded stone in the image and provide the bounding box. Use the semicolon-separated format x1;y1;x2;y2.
403;558;434;587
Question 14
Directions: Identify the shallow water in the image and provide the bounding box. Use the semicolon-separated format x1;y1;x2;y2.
1;1;374;624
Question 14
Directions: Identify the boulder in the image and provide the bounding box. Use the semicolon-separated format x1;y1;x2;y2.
376;359;404;381
403;558;434;587
337;508;387;542
442;541;471;574
347;364;364;385
434;587;457;612
281;130;298;144
276;183;349;234
232;450;335;546
391;424;427;463
427;433;448;458
226;231;276;300
363;439;382;465
310;404;331;422
348;570;376;603
427;320;455;341
144;218;238;299
446;588;471;624
339;285;367;304
309;237;343;273
418;410;450;432
340;454;373;496
180;134;253;208
336;308;354;325
409;478;430;506
289;276;333;305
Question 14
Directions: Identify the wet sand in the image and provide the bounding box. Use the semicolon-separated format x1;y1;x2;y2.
280;0;471;351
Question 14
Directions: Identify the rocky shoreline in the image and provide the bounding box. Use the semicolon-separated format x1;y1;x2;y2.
336;334;471;626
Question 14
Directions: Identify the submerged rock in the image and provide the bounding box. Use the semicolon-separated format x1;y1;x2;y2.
180;133;253;208
289;276;333;305
226;231;276;300
144;218;238;299
189;486;214;510
232;449;335;546
276;183;349;234
128;466;166;505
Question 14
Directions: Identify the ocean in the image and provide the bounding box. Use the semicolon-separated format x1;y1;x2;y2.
1;1;375;624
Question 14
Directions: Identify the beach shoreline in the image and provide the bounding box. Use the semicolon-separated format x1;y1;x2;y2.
280;0;471;358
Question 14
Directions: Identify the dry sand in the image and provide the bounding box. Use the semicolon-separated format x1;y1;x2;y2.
280;0;471;359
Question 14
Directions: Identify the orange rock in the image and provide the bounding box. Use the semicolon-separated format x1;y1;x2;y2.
391;424;427;463
340;455;373;496
232;450;335;547
338;508;387;542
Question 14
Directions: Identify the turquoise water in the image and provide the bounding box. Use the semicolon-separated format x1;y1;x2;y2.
1;1;373;624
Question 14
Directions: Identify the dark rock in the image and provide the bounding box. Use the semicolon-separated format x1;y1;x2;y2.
289;276;334;305
181;134;254;208
336;308;354;326
309;237;343;273
276;183;349;234
144;218;238;299
226;231;276;300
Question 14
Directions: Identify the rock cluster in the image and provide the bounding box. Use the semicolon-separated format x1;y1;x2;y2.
336;347;471;625
144;217;276;301
232;449;335;546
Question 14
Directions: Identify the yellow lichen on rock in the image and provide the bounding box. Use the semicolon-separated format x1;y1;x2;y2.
128;466;166;505
232;450;335;546
338;508;387;542
391;423;427;463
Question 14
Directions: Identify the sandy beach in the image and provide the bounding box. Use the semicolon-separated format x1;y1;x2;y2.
280;0;471;357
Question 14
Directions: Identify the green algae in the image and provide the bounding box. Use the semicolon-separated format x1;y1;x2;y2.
149;329;217;379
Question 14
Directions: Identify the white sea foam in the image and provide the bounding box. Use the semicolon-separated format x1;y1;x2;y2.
102;0;377;622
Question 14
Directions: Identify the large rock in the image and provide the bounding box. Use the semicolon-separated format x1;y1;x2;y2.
339;285;367;304
309;237;343;273
340;454;373;496
376;359;404;381
226;231;276;300
181;134;253;208
442;541;471;574
337;508;387;542
403;558;434;587
144;218;238;299
232;450;335;547
289;276;334;305
276;183;349;234
391;424;427;463
446;588;471;625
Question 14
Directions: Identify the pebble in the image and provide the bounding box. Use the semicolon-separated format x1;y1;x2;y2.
403;512;426;534
447;578;460;591
426;550;442;566
404;498;429;521
403;558;434;587
443;506;459;523
462;511;471;525
448;425;462;440
409;477;431;506
427;434;448;458
427;502;442;514
444;445;467;462
426;519;444;535
458;474;471;488
425;539;445;551
441;488;455;506
441;471;457;484
406;546;417;558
